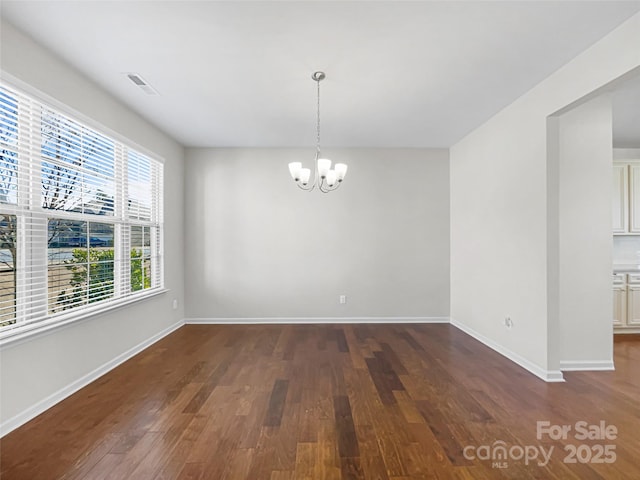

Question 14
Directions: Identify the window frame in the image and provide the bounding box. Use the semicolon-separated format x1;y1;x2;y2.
0;79;165;344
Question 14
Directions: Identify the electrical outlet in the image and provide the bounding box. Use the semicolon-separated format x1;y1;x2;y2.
339;295;347;305
172;299;178;310
504;317;513;329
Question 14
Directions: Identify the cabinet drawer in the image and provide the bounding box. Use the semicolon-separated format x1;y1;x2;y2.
628;274;640;284
613;273;627;285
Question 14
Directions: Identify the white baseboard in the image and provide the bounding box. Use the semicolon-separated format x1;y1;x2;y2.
614;327;640;334
185;316;449;325
0;320;185;437
559;360;615;371
450;318;565;383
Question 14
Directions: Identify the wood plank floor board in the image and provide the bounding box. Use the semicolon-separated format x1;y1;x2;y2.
333;395;360;459
236;391;271;450
175;462;204;480
264;379;290;427
81;452;124;480
315;420;342;480
404;422;455;477
147;413;210;479
269;471;294;480
2;324;640;479
367;410;409;477
58;432;122;480
218;447;254;480
353;424;390;480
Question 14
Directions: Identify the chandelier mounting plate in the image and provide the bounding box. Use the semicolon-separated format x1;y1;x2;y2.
311;71;326;82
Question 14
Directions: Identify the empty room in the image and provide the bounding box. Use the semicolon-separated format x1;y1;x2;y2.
1;1;640;479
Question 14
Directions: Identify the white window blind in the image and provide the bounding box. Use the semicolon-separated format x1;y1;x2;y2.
0;82;163;337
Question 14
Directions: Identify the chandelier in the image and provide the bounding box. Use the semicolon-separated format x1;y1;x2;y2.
288;71;347;192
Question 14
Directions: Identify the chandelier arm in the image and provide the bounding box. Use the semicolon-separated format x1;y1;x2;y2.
320;177;341;193
320;180;340;193
303;150;319;191
297;182;315;192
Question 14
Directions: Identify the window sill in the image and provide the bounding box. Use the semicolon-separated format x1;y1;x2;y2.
0;288;169;349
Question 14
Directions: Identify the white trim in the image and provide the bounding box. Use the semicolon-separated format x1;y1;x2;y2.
0;289;169;349
559;360;615;371
185;316;449;325
450;318;565;383
0;319;184;438
614;327;640;334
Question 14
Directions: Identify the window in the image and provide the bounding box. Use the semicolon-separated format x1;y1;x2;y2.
0;82;163;338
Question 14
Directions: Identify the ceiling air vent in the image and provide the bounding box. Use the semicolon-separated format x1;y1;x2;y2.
126;73;159;96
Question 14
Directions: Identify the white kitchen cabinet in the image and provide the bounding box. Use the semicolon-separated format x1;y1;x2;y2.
629;164;640;233
626;285;640;326
613;163;628;233
612;160;640;234
611;273;639;331
613;285;627;327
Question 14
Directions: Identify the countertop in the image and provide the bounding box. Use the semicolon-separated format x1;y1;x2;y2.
613;264;640;273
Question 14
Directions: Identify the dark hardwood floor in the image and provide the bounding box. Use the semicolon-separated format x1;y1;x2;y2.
1;324;639;479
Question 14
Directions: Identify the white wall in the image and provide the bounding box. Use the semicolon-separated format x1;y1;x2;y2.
184;148;449;320
554;96;613;369
614;148;640;160
450;13;639;380
0;21;185;433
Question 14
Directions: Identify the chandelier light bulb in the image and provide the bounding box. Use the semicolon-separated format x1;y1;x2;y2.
334;163;348;181
288;162;302;181
299;168;311;185
326;170;337;187
317;158;331;178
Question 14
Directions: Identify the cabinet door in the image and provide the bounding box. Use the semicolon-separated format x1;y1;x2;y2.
626;285;640;326
613;164;628;233
629;164;640;232
613;285;627;327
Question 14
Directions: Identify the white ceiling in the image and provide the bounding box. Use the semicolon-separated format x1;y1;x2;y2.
1;1;639;148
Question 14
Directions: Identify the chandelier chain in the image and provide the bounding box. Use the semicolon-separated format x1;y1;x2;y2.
316;78;321;154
